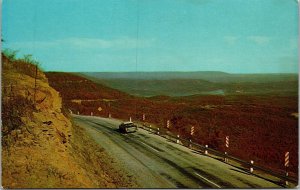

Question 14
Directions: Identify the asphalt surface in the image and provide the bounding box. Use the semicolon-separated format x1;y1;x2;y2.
73;115;281;188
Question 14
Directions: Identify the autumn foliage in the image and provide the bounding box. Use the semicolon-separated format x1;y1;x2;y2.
46;72;298;176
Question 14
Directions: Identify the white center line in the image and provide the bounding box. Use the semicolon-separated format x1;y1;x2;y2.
194;172;221;188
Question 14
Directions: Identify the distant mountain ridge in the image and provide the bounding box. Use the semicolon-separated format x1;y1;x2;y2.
77;72;298;97
78;71;230;81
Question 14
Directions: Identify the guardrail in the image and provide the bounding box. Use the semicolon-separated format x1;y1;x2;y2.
137;123;298;185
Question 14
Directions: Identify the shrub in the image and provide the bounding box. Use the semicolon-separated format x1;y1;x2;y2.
2;50;45;80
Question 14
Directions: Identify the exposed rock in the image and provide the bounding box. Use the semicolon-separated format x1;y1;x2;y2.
42;121;52;125
2;61;135;188
2;69;93;188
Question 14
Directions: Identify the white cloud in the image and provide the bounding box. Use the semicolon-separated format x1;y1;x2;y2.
64;37;155;49
7;37;155;50
247;36;270;45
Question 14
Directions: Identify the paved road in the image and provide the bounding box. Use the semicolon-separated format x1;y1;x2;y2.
73;115;280;188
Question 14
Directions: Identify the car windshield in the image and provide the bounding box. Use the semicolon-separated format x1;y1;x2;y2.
125;124;135;127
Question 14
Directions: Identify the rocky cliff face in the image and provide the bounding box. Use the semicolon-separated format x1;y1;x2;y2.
2;67;99;188
1;52;138;188
1;60;135;188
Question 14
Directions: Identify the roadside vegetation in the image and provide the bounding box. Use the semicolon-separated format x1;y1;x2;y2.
2;49;44;80
2;49;45;147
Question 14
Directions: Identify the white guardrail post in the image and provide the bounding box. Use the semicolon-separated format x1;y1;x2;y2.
224;152;228;163
176;135;180;144
137;122;296;184
250;160;254;173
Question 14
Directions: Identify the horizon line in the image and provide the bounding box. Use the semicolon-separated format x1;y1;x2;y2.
45;70;299;75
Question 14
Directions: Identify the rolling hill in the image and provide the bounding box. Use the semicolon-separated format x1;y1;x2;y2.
46;72;132;100
46;72;298;176
78;72;298;97
80;71;297;82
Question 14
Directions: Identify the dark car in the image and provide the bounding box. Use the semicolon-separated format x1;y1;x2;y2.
119;122;138;133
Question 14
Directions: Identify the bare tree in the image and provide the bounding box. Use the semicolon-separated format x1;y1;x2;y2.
23;54;33;63
2;49;18;62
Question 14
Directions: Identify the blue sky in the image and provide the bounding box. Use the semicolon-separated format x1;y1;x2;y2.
2;0;299;73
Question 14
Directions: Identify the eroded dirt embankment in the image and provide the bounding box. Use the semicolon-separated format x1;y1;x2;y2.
2;66;136;188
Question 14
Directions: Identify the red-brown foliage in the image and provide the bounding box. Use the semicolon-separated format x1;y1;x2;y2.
46;72;298;176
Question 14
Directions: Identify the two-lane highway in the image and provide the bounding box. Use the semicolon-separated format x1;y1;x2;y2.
73;115;280;188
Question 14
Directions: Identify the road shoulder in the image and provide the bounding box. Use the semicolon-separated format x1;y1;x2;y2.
70;120;139;188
